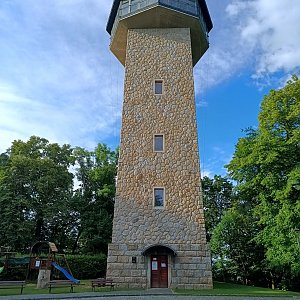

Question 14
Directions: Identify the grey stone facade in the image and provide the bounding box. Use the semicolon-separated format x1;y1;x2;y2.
106;28;212;289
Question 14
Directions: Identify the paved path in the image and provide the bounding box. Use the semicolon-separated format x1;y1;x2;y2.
3;296;299;300
2;290;299;300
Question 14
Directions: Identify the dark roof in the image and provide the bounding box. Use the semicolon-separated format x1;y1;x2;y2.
106;0;213;34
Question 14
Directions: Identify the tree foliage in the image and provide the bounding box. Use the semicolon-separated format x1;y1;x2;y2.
222;75;300;287
210;202;265;285
202;175;234;241
71;144;117;254
0;136;74;251
0;136;117;255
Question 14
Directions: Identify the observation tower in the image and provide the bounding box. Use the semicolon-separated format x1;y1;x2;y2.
106;0;213;289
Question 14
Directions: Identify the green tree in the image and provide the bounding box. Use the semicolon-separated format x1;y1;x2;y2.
227;75;300;287
202;175;234;241
0;136;74;251
72;144;117;254
210;202;265;285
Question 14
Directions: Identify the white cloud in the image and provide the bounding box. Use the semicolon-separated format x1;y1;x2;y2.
226;1;251;16
226;0;300;78
200;145;232;178
194;1;249;93
0;0;123;153
237;0;300;77
0;77;122;153
195;48;241;93
201;169;214;179
196;98;208;108
194;0;300;93
1;0;298;167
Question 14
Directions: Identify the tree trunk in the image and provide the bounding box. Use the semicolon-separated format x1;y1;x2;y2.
272;278;275;290
72;229;82;254
35;217;44;240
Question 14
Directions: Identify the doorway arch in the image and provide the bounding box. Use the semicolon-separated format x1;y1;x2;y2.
142;244;177;288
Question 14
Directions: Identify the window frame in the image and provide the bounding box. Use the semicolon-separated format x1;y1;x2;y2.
154;79;164;95
153;187;165;209
153;134;165;152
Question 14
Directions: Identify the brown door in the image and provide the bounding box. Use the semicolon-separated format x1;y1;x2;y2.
151;255;168;288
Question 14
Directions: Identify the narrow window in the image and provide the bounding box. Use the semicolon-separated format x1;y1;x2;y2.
154;134;164;152
154;80;163;95
154;188;165;208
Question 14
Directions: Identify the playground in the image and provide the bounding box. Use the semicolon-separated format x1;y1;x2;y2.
0;242;80;293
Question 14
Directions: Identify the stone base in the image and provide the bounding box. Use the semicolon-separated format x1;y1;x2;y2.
106;243;213;289
37;269;51;289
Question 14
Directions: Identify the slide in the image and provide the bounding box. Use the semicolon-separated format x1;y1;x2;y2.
0;266;4;273
51;262;80;284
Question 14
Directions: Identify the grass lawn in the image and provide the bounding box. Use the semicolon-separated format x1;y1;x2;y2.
1;281;300;297
175;282;300;297
0;280;115;297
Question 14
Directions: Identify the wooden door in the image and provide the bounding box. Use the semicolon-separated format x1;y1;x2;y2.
151;255;168;288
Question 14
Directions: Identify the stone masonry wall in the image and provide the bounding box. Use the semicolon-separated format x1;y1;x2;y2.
106;28;212;289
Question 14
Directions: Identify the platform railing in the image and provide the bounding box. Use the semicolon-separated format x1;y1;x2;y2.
112;0;208;41
159;0;208;34
160;0;198;17
119;0;157;17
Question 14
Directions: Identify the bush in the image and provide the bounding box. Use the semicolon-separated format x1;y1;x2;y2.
0;265;27;281
0;257;29;280
66;254;107;279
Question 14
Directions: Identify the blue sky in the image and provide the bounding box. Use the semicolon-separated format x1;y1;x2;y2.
0;0;299;177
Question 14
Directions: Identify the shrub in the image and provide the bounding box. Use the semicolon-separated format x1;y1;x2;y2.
0;265;27;281
66;254;107;279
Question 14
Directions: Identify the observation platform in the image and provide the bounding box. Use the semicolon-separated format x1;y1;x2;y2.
106;0;213;66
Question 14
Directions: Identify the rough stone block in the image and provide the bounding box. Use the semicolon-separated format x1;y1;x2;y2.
109;243;119;250
107;256;118;263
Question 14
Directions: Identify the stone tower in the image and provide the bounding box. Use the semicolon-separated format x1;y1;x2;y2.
106;0;213;289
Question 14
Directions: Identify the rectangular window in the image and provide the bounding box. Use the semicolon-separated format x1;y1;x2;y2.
154;134;164;152
154;188;165;208
154;80;163;95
